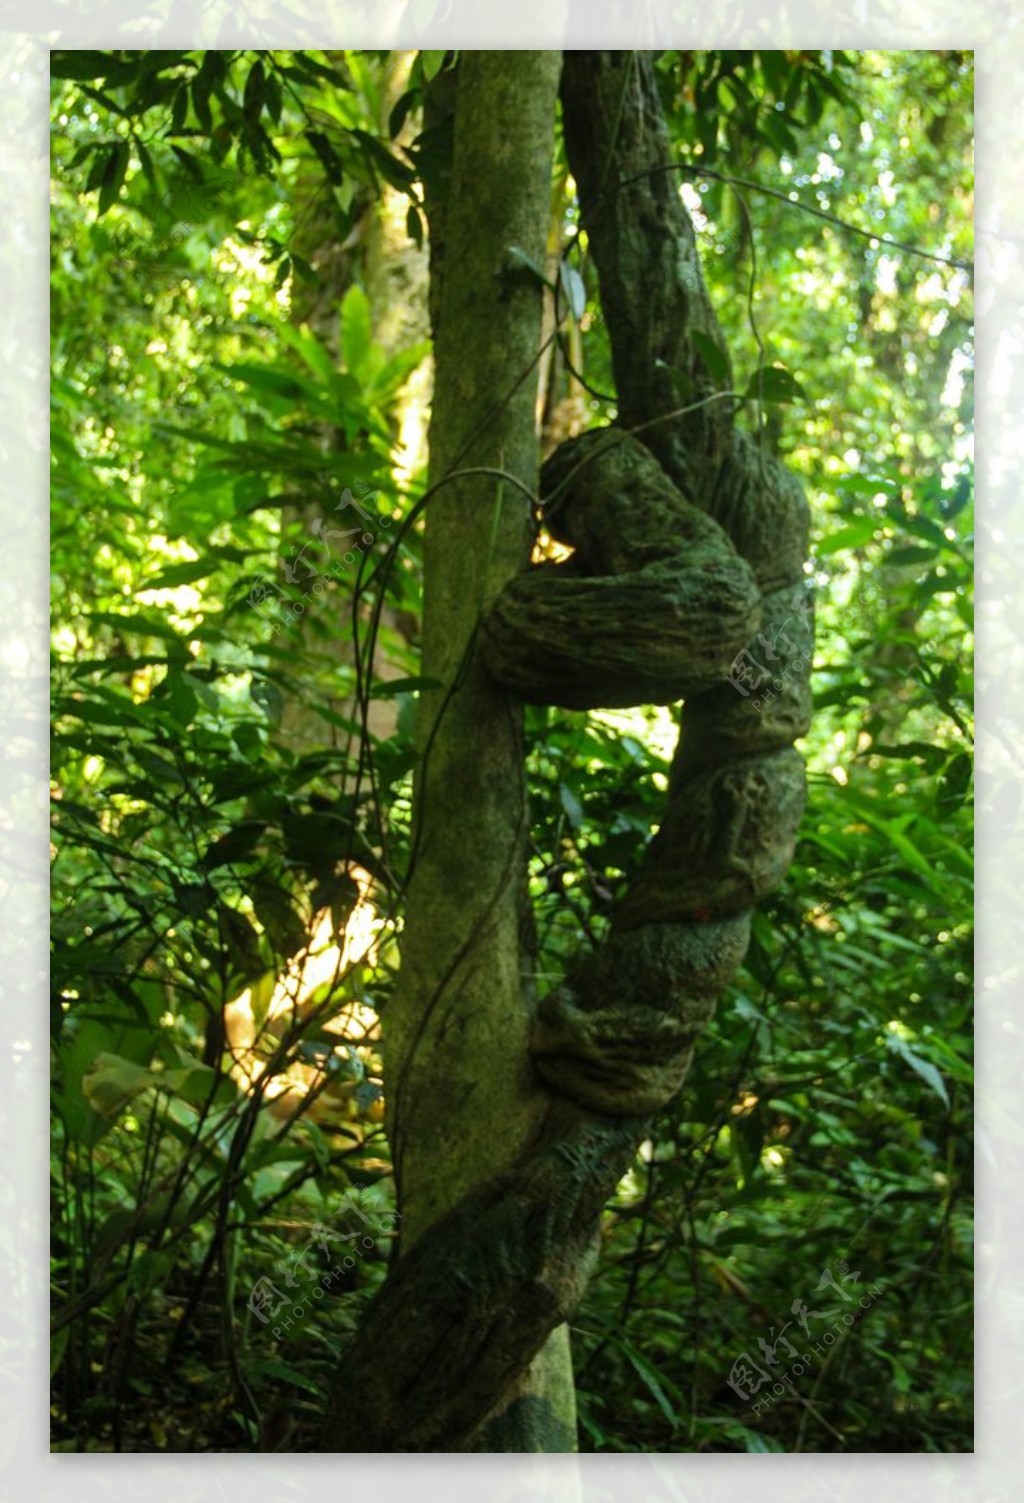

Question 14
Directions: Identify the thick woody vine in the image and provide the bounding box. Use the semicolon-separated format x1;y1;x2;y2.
320;52;814;1452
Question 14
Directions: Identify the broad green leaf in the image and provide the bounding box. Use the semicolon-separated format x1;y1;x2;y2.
743;364;807;404
166;668;198;726
350;128;416;192
274;320;338;382
691;328;730;383
887;544;939;567
420;50;447;82
82;1052;155;1118
243;59;266;120
816;519;878;555
97;142;130;216
389;89;417;140
340;284;372;378
560;782;584;830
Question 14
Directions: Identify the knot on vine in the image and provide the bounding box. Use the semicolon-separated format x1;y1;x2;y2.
478;429;762;711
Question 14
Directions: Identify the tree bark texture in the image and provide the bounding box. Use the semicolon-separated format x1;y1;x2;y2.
374;49;573;1450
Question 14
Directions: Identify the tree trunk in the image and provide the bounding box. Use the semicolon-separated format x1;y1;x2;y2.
377;49;572;1449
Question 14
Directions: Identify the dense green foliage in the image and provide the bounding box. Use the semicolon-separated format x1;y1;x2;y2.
50;48;972;1452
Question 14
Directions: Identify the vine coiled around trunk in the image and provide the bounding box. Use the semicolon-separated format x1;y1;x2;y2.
479;411;814;1118
320;50;816;1453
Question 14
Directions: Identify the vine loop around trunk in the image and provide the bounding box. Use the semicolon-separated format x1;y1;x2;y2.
321;50;815;1453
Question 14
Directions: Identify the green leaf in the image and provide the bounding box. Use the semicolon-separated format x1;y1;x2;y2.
889;507;961;554
82;1052;154;1118
54;694;140;728
850;807;940;887
743;364;807;404
340;284;372;377
217;903;265;981
87;610;184;643
264;68;283;125
691;328;730;384
291;252;317;285
744;1429;785;1453
389;89;418;140
273;320;337;382
937;749;973;811
162;1058;237;1110
85;143;112;193
281;810;354;872
868;741;949;772
350;128;416;192
191;55;218;132
816;519;878;555
305;129;344;186
143;554;238;589
50;1326;70;1381
97;141;130;216
243;59;266;121
200;821;266;871
367;675;441;698
289;51;350;87
759;50;791;98
50;51;116;81
128;1249;178;1297
731;1107;765;1187
310;870;362;938
504;244;552;289
887;1035;951;1109
420;51;447;82
252;877;307;957
249;1359;324;1399
166;668;198;726
559;262;587;321
232;723;264;760
576;1394;607;1448
217;361;314;399
169;144;204;181
886;544;940;567
618;1339;682;1428
559;782;584;830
